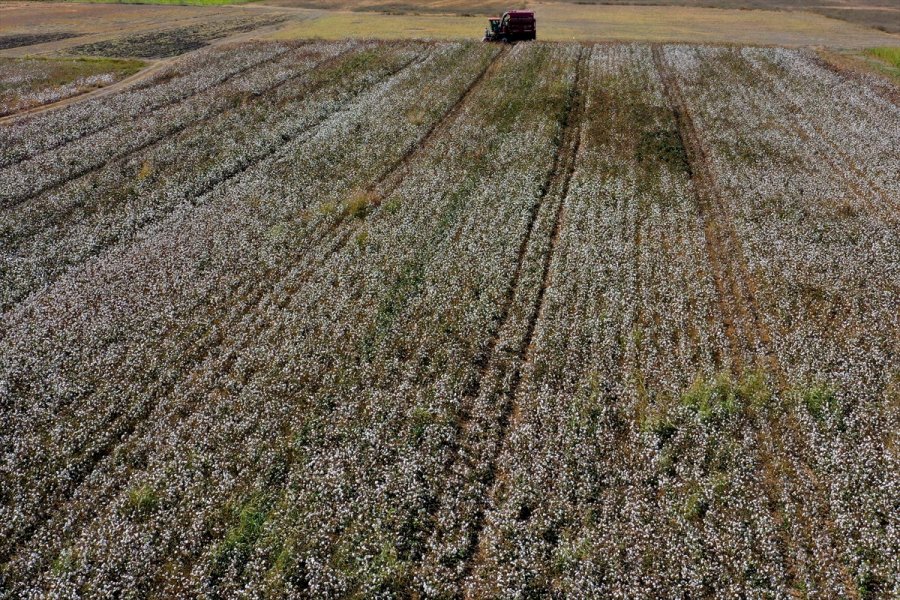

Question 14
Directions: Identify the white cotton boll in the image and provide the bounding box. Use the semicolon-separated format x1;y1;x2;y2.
1;39;896;598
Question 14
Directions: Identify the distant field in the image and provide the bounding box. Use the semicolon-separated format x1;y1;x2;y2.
260;0;900;33
536;0;900;33
0;2;303;58
550;0;900;34
1;0;897;53
271;3;900;47
0;39;897;598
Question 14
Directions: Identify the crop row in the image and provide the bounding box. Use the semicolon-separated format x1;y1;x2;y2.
68;15;288;59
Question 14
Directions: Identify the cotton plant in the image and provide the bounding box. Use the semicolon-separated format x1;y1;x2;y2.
0;40;896;599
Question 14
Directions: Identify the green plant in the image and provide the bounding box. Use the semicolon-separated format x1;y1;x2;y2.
126;483;159;520
736;369;773;412
408;406;436;445
51;548;79;576
343;190;380;219
382;196;402;215
636;127;689;173
865;47;900;70
680;373;738;422
371;541;409;594
211;493;271;580
682;490;709;521
796;383;843;423
137;160;152;181
642;412;678;444
355;229;370;249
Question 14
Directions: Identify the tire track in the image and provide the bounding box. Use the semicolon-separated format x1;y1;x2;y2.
0;59;168;124
653;46;774;376
653;44;860;599
451;47;586;595
653;42;808;590
360;45;506;198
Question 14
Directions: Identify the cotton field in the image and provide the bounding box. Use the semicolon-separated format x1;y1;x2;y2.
0;40;897;599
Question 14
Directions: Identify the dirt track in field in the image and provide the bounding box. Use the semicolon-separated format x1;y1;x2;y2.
0;60;167;125
455;47;587;593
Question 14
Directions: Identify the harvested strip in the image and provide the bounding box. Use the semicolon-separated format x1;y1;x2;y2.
0;32;78;51
68;16;287;59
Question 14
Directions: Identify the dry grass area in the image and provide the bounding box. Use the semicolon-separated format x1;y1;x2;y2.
543;0;900;34
269;2;899;47
262;0;513;15
530;2;897;45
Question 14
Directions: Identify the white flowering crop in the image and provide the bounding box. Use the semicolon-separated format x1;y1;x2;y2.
0;41;896;598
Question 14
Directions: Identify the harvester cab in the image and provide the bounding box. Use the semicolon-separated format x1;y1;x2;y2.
483;10;536;42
